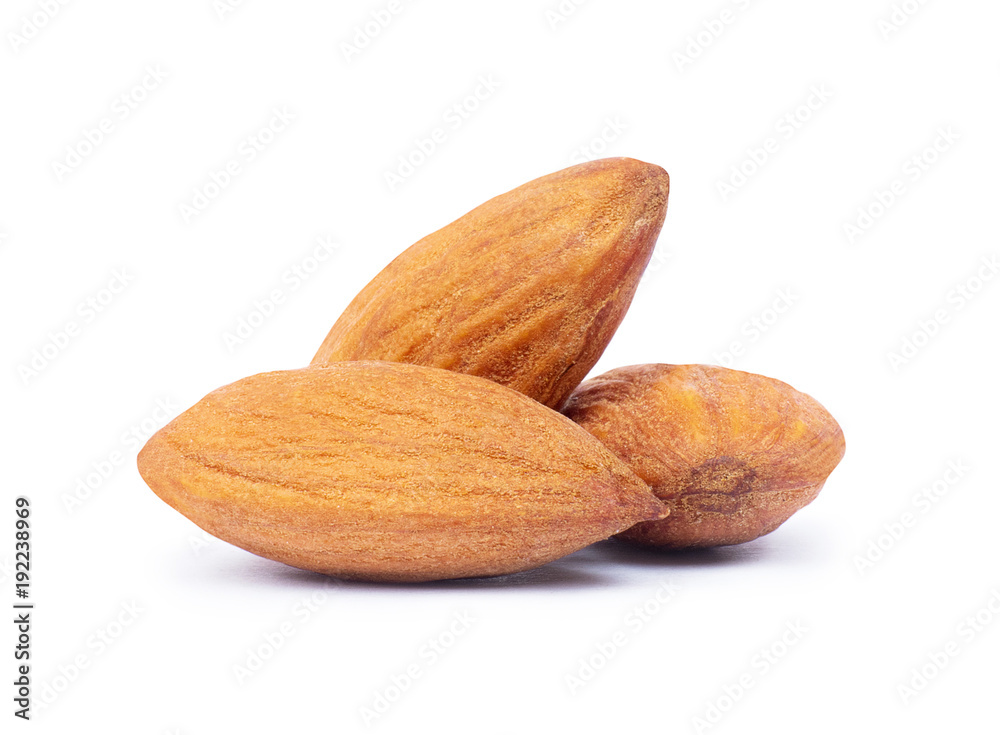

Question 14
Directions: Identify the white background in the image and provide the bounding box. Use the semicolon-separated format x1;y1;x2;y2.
2;0;998;732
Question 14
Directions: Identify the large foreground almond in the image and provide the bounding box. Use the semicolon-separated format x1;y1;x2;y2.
138;362;666;582
562;364;845;549
312;158;669;410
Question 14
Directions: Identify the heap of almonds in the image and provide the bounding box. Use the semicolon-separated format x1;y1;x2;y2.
138;158;845;582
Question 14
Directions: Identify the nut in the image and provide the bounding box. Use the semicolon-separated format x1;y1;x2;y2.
137;361;667;582
311;157;669;410
562;364;845;548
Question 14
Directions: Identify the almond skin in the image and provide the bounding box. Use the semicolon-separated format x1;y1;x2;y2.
311;158;669;411
137;362;667;582
562;364;845;549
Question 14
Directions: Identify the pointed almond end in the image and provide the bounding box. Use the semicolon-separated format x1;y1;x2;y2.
635;492;671;523
596;456;673;533
596;156;670;201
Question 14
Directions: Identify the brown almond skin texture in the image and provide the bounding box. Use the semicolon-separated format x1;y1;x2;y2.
311;158;669;411
562;364;845;549
137;362;667;582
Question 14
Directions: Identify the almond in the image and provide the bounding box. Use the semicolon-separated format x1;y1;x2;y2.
138;361;667;582
312;157;669;410
562;364;845;549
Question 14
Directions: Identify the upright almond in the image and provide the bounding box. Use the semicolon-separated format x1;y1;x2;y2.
312;158;669;410
138;361;667;582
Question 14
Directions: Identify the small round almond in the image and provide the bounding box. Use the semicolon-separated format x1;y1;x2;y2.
562;364;845;549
